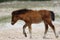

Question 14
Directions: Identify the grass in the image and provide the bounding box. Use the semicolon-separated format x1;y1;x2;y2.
55;14;60;18
0;15;11;23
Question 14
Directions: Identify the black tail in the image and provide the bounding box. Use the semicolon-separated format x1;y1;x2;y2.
50;11;55;21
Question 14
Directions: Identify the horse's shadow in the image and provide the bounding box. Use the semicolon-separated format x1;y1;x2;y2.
43;37;53;39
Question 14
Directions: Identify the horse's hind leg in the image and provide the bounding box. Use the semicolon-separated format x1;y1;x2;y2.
45;19;58;38
49;22;58;38
43;21;48;38
23;24;27;37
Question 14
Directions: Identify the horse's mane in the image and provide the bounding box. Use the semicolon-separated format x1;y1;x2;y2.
12;9;30;15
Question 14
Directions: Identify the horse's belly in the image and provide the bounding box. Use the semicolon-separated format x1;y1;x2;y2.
28;12;42;23
31;17;42;23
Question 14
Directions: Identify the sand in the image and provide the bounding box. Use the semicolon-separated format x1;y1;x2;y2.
0;22;60;40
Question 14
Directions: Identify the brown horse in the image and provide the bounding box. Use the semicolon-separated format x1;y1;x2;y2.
11;9;58;38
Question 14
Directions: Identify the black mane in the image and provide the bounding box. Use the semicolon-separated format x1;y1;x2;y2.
12;9;30;15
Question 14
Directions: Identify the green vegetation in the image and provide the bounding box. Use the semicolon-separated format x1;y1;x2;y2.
0;15;11;23
0;0;51;3
56;14;60;18
29;0;51;1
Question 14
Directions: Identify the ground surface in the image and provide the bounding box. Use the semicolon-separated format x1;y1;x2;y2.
0;22;60;40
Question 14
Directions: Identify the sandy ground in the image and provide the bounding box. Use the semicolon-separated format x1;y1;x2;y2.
0;22;60;40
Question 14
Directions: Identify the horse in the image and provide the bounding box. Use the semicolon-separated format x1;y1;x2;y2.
11;9;58;38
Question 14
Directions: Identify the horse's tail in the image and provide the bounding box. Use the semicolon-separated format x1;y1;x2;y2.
50;11;55;21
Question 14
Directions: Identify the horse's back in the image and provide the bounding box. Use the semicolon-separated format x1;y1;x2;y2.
23;10;42;23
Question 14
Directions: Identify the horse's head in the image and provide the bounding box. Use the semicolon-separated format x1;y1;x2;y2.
11;12;19;25
11;9;29;25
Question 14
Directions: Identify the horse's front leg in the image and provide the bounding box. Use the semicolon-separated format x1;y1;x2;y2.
23;24;27;37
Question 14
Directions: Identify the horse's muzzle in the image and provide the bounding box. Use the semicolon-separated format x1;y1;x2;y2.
11;22;14;25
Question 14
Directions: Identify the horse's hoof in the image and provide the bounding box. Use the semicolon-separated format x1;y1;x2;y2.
24;33;27;37
56;35;58;38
